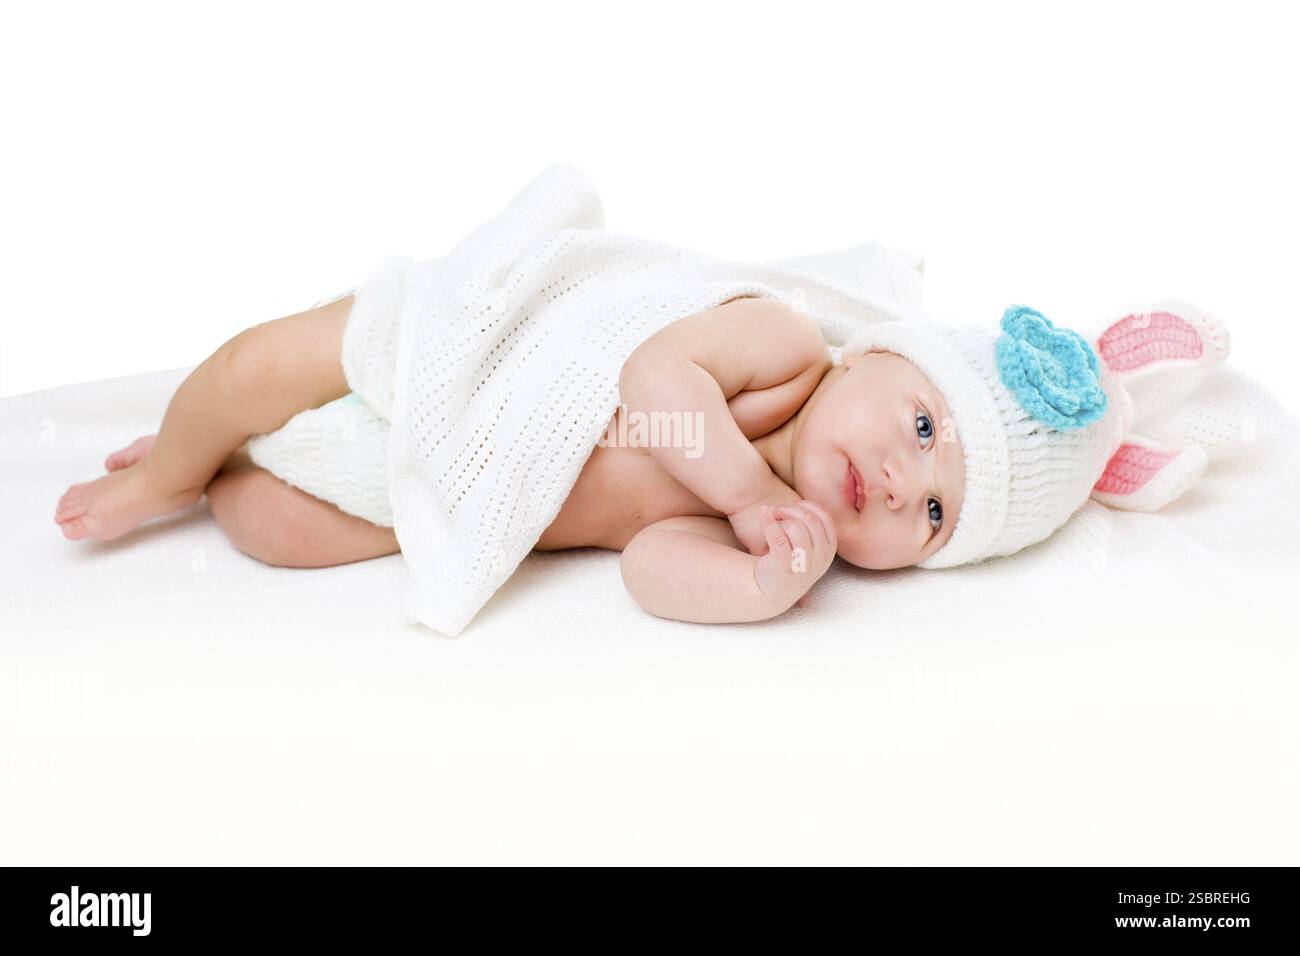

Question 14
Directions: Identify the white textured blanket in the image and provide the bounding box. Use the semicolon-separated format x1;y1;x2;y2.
250;162;931;637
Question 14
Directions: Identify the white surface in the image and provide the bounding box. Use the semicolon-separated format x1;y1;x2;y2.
3;367;1299;864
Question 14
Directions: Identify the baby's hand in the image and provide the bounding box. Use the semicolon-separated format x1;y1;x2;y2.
728;476;802;555
752;500;838;611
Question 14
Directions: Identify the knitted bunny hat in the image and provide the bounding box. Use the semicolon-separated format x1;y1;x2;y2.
841;301;1232;569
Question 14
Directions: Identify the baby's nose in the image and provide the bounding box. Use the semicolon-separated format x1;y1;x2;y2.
881;457;921;510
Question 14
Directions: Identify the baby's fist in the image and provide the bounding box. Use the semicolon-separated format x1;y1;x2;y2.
752;499;838;610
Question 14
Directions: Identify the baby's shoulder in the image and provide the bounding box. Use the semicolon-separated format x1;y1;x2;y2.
646;295;829;390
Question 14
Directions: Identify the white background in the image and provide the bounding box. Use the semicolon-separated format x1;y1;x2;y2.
3;1;1298;868
2;0;1298;407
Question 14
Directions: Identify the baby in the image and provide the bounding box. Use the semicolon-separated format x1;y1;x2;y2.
52;292;960;620
53;282;1227;626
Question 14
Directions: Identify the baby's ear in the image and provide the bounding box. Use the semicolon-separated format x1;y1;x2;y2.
1090;433;1208;512
1092;299;1230;380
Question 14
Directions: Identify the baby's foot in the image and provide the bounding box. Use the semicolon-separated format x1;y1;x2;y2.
104;434;157;472
54;457;201;541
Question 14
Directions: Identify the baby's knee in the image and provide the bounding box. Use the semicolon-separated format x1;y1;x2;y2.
214;327;279;400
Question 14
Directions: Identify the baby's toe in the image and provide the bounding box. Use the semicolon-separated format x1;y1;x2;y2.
60;516;92;539
105;448;133;471
55;485;88;521
105;435;157;471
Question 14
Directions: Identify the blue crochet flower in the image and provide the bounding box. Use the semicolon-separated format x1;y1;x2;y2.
995;305;1107;430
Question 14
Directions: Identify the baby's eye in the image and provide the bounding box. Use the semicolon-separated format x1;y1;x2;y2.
927;497;943;532
915;410;934;448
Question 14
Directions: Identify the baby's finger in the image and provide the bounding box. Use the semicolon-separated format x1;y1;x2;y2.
778;501;831;556
772;503;817;537
772;510;814;556
759;506;792;555
796;499;836;550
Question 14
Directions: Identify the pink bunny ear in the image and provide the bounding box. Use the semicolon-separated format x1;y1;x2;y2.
1093;300;1230;380
1090;433;1208;512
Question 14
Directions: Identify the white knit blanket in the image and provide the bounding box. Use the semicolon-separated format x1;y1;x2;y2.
249;162;932;636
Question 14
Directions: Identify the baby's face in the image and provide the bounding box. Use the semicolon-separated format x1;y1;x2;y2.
792;349;965;569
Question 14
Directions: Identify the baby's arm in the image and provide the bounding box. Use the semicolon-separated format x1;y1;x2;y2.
621;502;837;624
617;297;830;522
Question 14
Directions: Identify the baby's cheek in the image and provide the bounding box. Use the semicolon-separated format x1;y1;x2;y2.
837;535;877;570
839;531;914;572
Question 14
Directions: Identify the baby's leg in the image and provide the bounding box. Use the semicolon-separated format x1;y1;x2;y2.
206;448;399;567
54;294;355;541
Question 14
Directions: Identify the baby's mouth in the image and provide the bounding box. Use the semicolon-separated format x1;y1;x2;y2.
843;461;866;513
